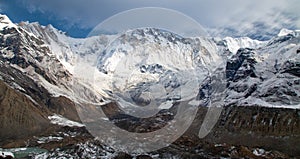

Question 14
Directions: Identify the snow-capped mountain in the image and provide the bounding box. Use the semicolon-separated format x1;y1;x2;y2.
1;13;299;120
0;14;75;141
0;14;300;157
96;28;225;116
19;20;115;74
225;33;300;108
219;36;265;54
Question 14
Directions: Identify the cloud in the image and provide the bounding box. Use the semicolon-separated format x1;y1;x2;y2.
88;7;208;37
2;0;299;37
15;0;298;27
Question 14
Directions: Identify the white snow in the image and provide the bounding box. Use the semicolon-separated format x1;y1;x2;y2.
11;82;25;92
48;114;85;127
223;36;265;54
0;14;17;30
101;117;109;121
253;148;265;156
278;28;294;37
37;136;64;144
0;150;14;158
241;97;300;109
1;50;15;59
158;101;173;109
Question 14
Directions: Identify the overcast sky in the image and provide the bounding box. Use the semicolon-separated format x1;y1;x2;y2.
0;0;299;37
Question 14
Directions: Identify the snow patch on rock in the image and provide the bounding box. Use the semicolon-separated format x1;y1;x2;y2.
48;114;84;127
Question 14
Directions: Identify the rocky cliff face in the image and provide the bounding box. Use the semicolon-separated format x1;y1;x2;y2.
225;30;300;108
0;80;50;141
207;106;300;156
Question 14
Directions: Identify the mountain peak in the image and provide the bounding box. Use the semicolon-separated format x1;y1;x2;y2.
0;14;17;30
278;28;294;37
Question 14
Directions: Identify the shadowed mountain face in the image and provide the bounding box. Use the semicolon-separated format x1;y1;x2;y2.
203;106;300;156
0;62;81;146
0;80;50;140
0;14;299;158
0;14;82;141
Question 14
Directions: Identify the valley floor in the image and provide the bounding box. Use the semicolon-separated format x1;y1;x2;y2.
1;105;299;159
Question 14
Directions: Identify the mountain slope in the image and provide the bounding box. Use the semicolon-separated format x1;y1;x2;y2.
0;79;50;140
4;13;298;110
226;30;300;108
0;14;84;144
